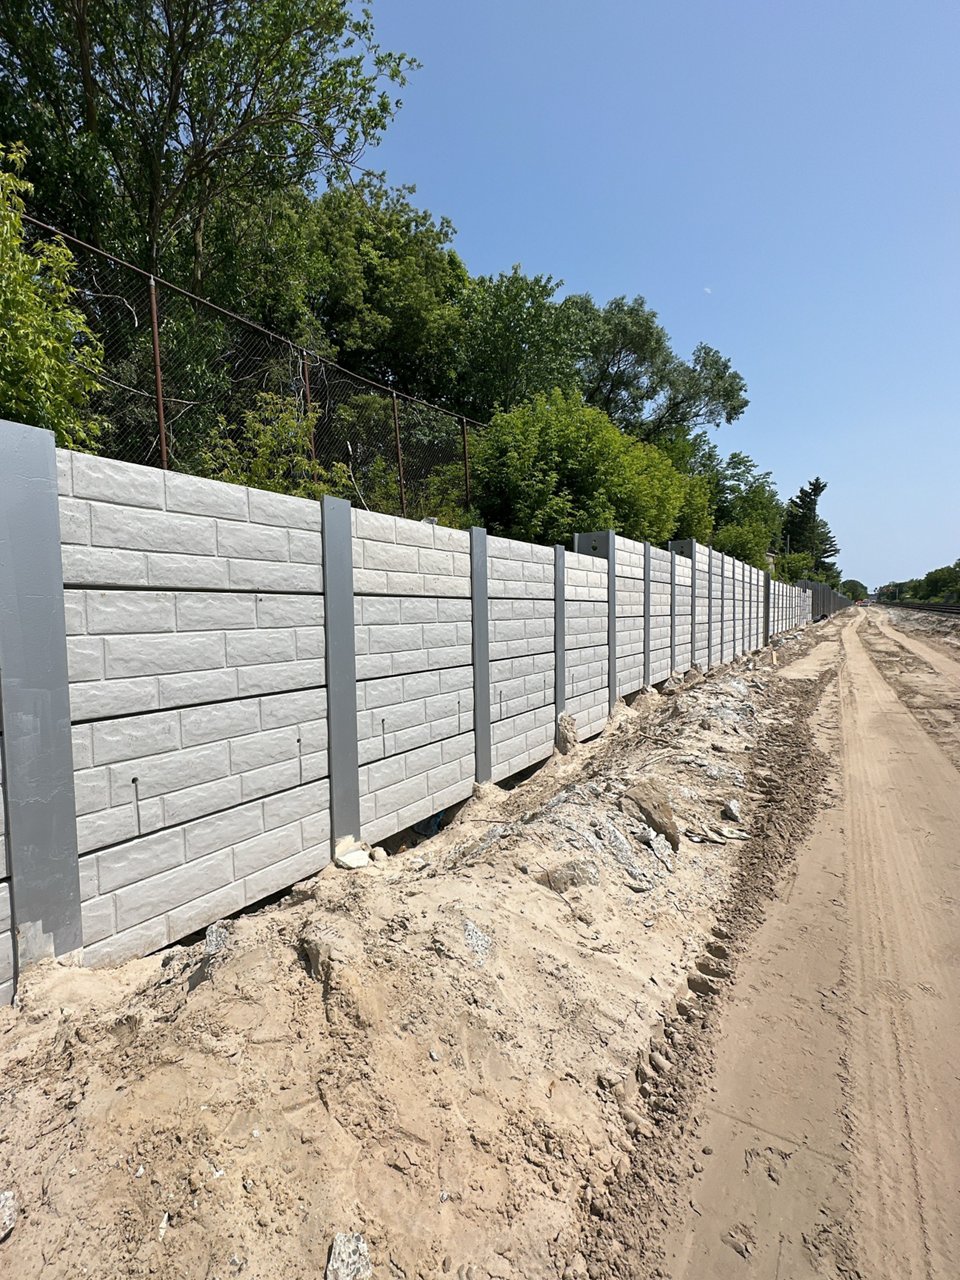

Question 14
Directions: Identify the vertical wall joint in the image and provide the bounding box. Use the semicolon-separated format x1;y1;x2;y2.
321;496;361;853
471;528;492;783
0;421;82;974
554;545;566;722
669;549;677;676
606;534;617;710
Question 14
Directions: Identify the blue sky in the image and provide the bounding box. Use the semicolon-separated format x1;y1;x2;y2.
367;0;958;589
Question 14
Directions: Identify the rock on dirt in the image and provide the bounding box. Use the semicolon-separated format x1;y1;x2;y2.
299;919;333;979
0;1189;17;1241
620;780;681;851
333;845;371;870
555;713;578;755
535;858;600;894
326;1232;372;1280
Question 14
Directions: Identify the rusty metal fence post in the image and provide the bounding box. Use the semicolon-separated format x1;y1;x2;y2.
302;351;316;463
461;416;472;507
391;392;408;518
148;277;169;470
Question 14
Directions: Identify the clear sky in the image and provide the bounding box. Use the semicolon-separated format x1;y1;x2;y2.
366;0;958;589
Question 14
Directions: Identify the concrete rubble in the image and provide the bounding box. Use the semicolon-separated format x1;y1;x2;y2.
326;1233;373;1280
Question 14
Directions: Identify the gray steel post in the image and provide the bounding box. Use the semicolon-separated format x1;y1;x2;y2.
606;534;617;710
321;495;361;853
669;548;677;675
554;545;565;719
0;421;82;970
471;527;492;783
763;573;771;645
720;554;726;659
572;531;616;710
643;542;652;687
690;540;699;667
707;548;714;669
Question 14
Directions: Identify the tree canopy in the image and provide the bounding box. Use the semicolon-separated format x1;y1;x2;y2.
0;144;102;448
0;3;846;570
0;0;414;283
469;389;687;547
780;476;841;586
877;560;960;604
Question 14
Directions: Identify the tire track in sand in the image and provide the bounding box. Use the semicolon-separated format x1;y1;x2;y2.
839;614;960;1279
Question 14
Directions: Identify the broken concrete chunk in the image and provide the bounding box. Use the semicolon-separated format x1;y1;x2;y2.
620;780;680;852
648;833;674;872
299;921;333;979
555;712;579;755
721;798;742;822
333;845;371;870
463;919;493;967
535;858;600;894
203;921;230;956
326;1232;373;1280
0;1189;17;1242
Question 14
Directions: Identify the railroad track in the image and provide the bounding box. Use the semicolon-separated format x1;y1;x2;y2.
885;601;960;616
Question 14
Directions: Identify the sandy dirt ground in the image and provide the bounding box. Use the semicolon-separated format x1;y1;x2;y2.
660;610;960;1280
1;608;957;1280
880;605;960;666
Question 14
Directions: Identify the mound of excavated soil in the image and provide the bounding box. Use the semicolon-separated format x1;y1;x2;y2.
0;631;828;1280
882;605;960;659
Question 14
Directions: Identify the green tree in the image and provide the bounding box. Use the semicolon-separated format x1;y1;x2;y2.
782;476;841;584
0;0;414;284
672;473;714;542
197;391;349;500
840;578;869;601
917;562;960;601
712;522;773;570
574;294;749;459
775;551;816;584
576;294;675;427
455;269;588;421
301;183;469;400
0;143;102;449
712;452;782;532
470;388;686;546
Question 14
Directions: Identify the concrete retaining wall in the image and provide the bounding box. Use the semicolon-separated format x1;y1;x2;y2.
58;453;333;966
0;752;11;1004
487;535;556;782
0;421;824;996
352;509;475;842
565;549;609;742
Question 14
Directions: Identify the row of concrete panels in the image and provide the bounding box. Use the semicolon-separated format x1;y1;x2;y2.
0;428;823;996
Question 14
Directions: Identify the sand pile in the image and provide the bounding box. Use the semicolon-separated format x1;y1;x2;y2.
0;634;820;1280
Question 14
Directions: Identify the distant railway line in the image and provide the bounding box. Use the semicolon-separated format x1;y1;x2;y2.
885;601;960;616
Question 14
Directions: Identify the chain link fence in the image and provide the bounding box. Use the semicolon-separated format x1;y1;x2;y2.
24;215;478;522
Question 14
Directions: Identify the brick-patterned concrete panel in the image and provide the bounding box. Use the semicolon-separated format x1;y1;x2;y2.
77;777;331;960
487;538;557;771
0;882;13;1005
357;681;474;765
566;687;608;741
26;450;812;992
487;534;553;566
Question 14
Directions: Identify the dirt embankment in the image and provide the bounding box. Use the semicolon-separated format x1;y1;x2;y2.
655;610;960;1280
881;605;960;663
0;628;834;1280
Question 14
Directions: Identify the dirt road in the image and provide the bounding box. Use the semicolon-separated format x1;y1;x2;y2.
2;611;957;1280
661;610;960;1279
